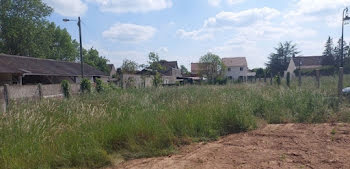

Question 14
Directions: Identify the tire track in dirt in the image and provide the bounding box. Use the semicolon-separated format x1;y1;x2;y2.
109;123;350;169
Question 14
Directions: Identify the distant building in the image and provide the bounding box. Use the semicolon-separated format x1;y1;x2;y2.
0;54;108;85
158;60;182;85
107;64;116;78
191;63;210;76
222;57;255;81
284;56;323;78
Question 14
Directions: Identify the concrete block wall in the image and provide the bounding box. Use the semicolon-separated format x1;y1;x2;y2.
0;83;84;113
42;84;62;98
8;85;40;99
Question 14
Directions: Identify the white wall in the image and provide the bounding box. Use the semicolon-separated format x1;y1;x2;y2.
284;60;297;78
225;66;248;80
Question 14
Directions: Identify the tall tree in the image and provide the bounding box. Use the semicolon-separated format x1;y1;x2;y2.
334;38;348;67
180;65;190;75
199;52;225;83
83;48;110;73
266;41;299;75
0;0;53;56
322;36;335;66
121;59;138;73
148;52;164;72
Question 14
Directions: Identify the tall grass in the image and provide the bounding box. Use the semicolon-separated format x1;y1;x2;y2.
0;75;349;168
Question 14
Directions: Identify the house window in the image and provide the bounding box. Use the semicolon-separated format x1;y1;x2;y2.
228;68;231;72
240;67;243;71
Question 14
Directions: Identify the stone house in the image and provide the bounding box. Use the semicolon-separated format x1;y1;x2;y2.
121;73;153;89
158;60;182;85
0;54;108;85
222;57;255;81
284;56;323;78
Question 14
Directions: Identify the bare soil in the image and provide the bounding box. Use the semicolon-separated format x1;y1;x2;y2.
110;123;350;169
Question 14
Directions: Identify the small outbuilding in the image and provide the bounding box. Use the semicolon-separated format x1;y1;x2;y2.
0;54;108;85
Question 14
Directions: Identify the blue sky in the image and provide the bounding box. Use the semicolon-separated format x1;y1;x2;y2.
44;0;350;69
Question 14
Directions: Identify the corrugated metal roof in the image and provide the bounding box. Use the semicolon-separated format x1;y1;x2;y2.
0;54;107;76
222;57;247;67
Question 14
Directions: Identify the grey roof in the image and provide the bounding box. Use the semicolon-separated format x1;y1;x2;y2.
222;57;248;67
0;54;107;77
159;60;179;76
293;56;323;67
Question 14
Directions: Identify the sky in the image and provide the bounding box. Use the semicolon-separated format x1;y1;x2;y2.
43;0;350;69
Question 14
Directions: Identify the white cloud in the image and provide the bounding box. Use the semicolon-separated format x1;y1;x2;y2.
90;0;172;13
293;0;350;15
43;0;88;17
177;7;281;40
102;23;156;43
284;0;350;27
208;0;221;7
210;7;280;26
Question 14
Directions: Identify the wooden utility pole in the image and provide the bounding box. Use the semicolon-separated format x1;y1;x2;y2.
338;67;344;101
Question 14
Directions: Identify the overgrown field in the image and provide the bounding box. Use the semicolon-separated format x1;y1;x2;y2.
1;75;350;169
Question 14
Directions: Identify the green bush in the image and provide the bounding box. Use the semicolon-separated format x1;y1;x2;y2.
95;79;104;93
81;78;92;93
153;72;162;87
275;74;281;86
61;80;70;98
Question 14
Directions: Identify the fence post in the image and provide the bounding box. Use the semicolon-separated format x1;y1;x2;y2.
316;69;320;89
338;67;344;102
298;70;302;87
3;84;9;113
38;83;43;100
270;73;273;85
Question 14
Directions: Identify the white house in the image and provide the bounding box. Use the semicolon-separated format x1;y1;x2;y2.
222;57;255;81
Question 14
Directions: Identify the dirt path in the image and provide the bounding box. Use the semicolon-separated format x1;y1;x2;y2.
111;123;350;169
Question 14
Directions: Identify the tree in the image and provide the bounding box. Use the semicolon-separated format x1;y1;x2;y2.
180;65;190;75
148;52;164;72
0;0;53;56
322;36;335;66
253;68;265;78
0;0;79;62
121;59;138;73
199;52;225;83
334;38;348;67
266;41;299;76
83;48;110;73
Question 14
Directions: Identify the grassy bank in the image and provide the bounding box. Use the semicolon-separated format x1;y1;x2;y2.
1;76;349;168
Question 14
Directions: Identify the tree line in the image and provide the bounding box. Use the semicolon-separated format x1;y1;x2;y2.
264;36;350;77
0;0;109;73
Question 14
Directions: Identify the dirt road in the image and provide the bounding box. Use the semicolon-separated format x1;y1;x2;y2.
111;123;350;169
